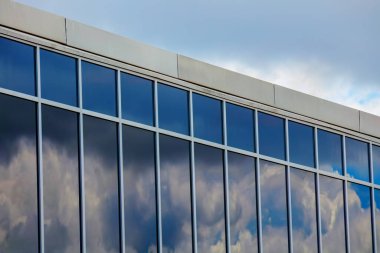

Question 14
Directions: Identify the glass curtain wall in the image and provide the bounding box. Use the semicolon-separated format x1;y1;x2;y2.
2;35;380;253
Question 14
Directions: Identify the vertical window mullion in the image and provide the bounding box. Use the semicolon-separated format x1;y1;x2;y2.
371;143;377;253
36;45;45;253
315;127;322;253
223;101;231;253
117;70;125;253
255;110;263;253
343;136;350;253
189;91;198;253
285;119;293;253
78;59;86;253
154;81;162;253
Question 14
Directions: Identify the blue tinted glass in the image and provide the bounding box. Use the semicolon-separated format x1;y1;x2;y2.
318;130;343;175
228;152;257;253
226;103;255;152
42;106;80;252
121;73;154;126
123;126;157;252
0;94;38;252
158;83;189;134
290;168;318;253
373;145;380;185
258;112;285;160
41;49;77;106
160;135;192;252
82;61;116;116
375;189;380;251
195;144;226;252
346;137;370;181
193;93;223;144
289;121;315;167
319;176;346;252
347;183;372;253
83;116;120;252
0;37;35;95
260;160;288;252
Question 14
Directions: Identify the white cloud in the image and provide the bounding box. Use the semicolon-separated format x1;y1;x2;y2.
211;59;380;116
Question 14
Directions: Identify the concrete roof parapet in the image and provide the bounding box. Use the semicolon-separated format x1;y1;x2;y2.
0;0;66;43
177;55;275;106
65;19;178;77
1;0;379;140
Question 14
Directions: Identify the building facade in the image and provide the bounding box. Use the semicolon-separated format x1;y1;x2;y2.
1;1;380;253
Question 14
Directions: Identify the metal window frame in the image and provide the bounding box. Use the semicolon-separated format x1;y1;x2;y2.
1;30;380;253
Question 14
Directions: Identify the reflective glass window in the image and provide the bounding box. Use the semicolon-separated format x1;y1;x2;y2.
41;49;77;106
373;145;380;185
258;112;285;160
374;189;380;251
123;126;157;252
42;105;80;252
193;93;223;144
318;129;343;175
0;94;38;252
319;175;346;252
0;37;35;95
158;83;189;135
83;116;120;252
160;135;192;252
347;183;372;253
228;152;257;253
289;121;315;167
82;61;117;116
226;103;255;152
195;144;226;252
346;137;370;181
290;168;318;253
260;160;288;252
121;73;154;126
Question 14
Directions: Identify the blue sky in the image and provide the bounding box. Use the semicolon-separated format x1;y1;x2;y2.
16;0;380;115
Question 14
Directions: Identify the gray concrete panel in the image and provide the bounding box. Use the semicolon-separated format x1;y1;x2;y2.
275;85;360;131
65;20;178;77
177;55;275;106
0;0;66;43
360;111;380;139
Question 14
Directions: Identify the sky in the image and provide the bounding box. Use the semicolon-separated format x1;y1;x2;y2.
16;0;380;115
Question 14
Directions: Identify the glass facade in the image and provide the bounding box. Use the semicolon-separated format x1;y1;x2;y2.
1;35;380;253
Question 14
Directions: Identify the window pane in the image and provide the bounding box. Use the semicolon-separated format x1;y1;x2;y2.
373;145;380;185
41;49;77;106
0;37;35;95
289;121;315;167
82;61;117;116
160;135;192;252
42;105;80;252
318;130;343;175
195;144;226;252
374;189;380;251
0;94;38;252
260;160;288;252
226;103;255;152
123;126;157;252
319;175;346;252
158;83;189;135
193;94;223;144
346;137;370;181
290;168;318;253
258;112;285;160
121;73;154;126
228;152;257;253
83;116;120;252
347;183;372;253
